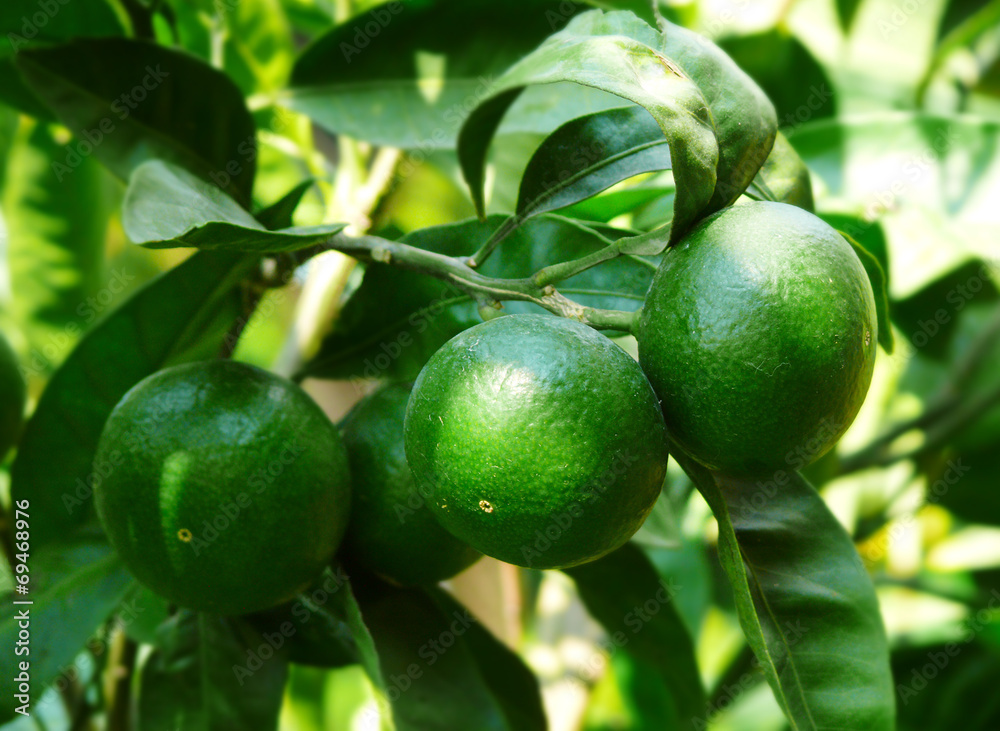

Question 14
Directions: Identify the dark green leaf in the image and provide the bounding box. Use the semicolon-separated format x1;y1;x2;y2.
928;445;1000;526
491;105;670;244
427;588;546;731
285;0;591;149
304;215;655;380
0;0;125;117
0;58;53;119
254;180;318;231
248;567;358;669
837;228;895;353
311;572;396;730
718;29;835;129
2;121;110;375
458;10;718;244
892;641;1000;731
0;0;125;56
123;161;344;252
674;449;895;731
10;251;257;547
15;38;257;207
354;577;530;731
137;611;288;731
0;552;134;721
566;543;705;730
892;259;998;360
655;16;777;217
751;131;814;210
835;0;863;31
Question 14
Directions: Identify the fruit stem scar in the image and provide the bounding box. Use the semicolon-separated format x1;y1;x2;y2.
177;528;193;542
479;500;494;513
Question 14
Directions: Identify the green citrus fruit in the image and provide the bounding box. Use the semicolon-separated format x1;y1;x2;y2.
94;360;351;615
404;314;668;570
341;382;481;585
637;201;877;477
0;331;26;459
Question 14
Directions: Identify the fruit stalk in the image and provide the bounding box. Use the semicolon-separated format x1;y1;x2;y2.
327;232;639;332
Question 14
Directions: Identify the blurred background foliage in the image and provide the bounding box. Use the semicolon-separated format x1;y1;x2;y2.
1;0;999;729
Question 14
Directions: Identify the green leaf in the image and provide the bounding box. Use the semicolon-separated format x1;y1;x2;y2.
136;611;288;731
718;28;835;129
14;38;257;207
304;214;655;380
892;641;1000;731
248;567;358;669
0;0;125;56
655;16;777;216
2;121;110;376
750;130;815;211
122;160;344;252
354;577;537;731
835;0;863;31
0;0;126;118
458;10;717;245
285;0;592;150
565;543;705;729
892;259;998;360
0;552;134;722
9;251;257;547
314;572;395;731
427;588;546;731
672;449;895;731
559;183;675;225
490;105;670;245
254;180;317;231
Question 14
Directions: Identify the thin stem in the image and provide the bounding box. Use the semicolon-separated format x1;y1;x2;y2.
104;631;138;731
327;233;638;332
532;221;669;288
843;381;1000;473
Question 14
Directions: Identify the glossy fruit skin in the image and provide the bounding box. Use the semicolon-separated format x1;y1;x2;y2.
638;201;878;478
341;382;481;585
94;360;351;615
0;332;26;459
404;314;668;570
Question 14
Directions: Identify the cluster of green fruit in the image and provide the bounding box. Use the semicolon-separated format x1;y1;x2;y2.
68;201;877;616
